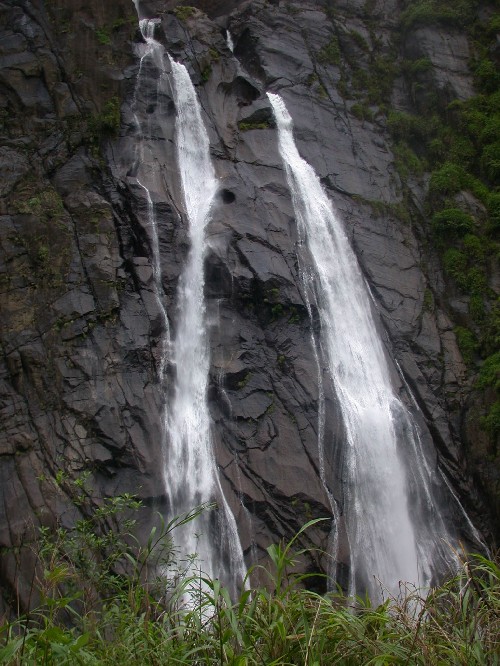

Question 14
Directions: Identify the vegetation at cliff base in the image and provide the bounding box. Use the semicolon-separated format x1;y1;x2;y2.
1;495;499;665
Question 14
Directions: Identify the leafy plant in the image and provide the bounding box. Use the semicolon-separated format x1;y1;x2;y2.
317;36;341;65
432;208;475;237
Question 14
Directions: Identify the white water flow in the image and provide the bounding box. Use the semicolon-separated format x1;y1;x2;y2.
268;93;458;602
226;29;235;52
164;56;246;591
131;6;246;591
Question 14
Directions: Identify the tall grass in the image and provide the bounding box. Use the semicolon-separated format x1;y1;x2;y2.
0;496;498;665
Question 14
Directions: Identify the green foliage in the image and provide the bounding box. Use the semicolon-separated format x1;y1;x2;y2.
348;29;369;51
481;140;500;182
95;27;111;45
443;248;467;285
474;57;500;94
393;141;424;179
481;400;500;436
387;111;429;145
238;119;271;131
237;372;252;389
429;162;467;196
403;57;433;76
400;0;477;31
87;97;121;151
317;36;341;65
15;188;64;222
1;505;499;665
351;102;373;122
477;351;500;393
455;326;478;365
432;208;475;237
487;192;500;230
174;5;196;21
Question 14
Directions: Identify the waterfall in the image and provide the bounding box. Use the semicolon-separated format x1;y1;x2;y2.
268;93;458;602
165;55;246;591
226;29;235;52
132;8;246;594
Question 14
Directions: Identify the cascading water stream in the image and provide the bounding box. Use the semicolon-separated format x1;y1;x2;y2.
132;4;246;594
268;93;459;602
165;56;246;590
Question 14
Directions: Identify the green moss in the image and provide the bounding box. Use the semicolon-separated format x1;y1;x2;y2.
15;187;64;222
209;48;220;62
349;30;369;51
238;119;271;131
88;97;121;146
351;103;373;122
174;6;196;21
237;372;252;389
317;37;341;65
95;27;111;45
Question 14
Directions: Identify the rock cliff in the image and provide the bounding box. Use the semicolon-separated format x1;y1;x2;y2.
1;0;498;612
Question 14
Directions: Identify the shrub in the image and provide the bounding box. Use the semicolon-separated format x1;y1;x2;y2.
238;119;271;131
351;103;373;122
469;293;485;321
476;351;500;391
481;141;500;182
317;36;341;65
487;192;500;229
432;208;475;237
481;400;500;436
174;6;196;21
429;162;467;195
463;234;484;261
474;58;500;94
400;0;476;30
465;266;488;295
455;326;478;364
443;248;467;285
394;141;424;179
87;97;121;148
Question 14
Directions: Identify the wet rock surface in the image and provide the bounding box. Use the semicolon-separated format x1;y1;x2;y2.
0;0;496;612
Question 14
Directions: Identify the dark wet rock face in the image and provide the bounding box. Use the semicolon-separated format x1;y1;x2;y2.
0;0;496;612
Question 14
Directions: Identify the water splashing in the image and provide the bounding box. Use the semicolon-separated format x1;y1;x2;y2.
268;92;459;602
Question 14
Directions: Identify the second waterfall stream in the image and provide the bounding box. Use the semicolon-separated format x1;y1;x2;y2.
133;14;246;596
267;93;459;602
